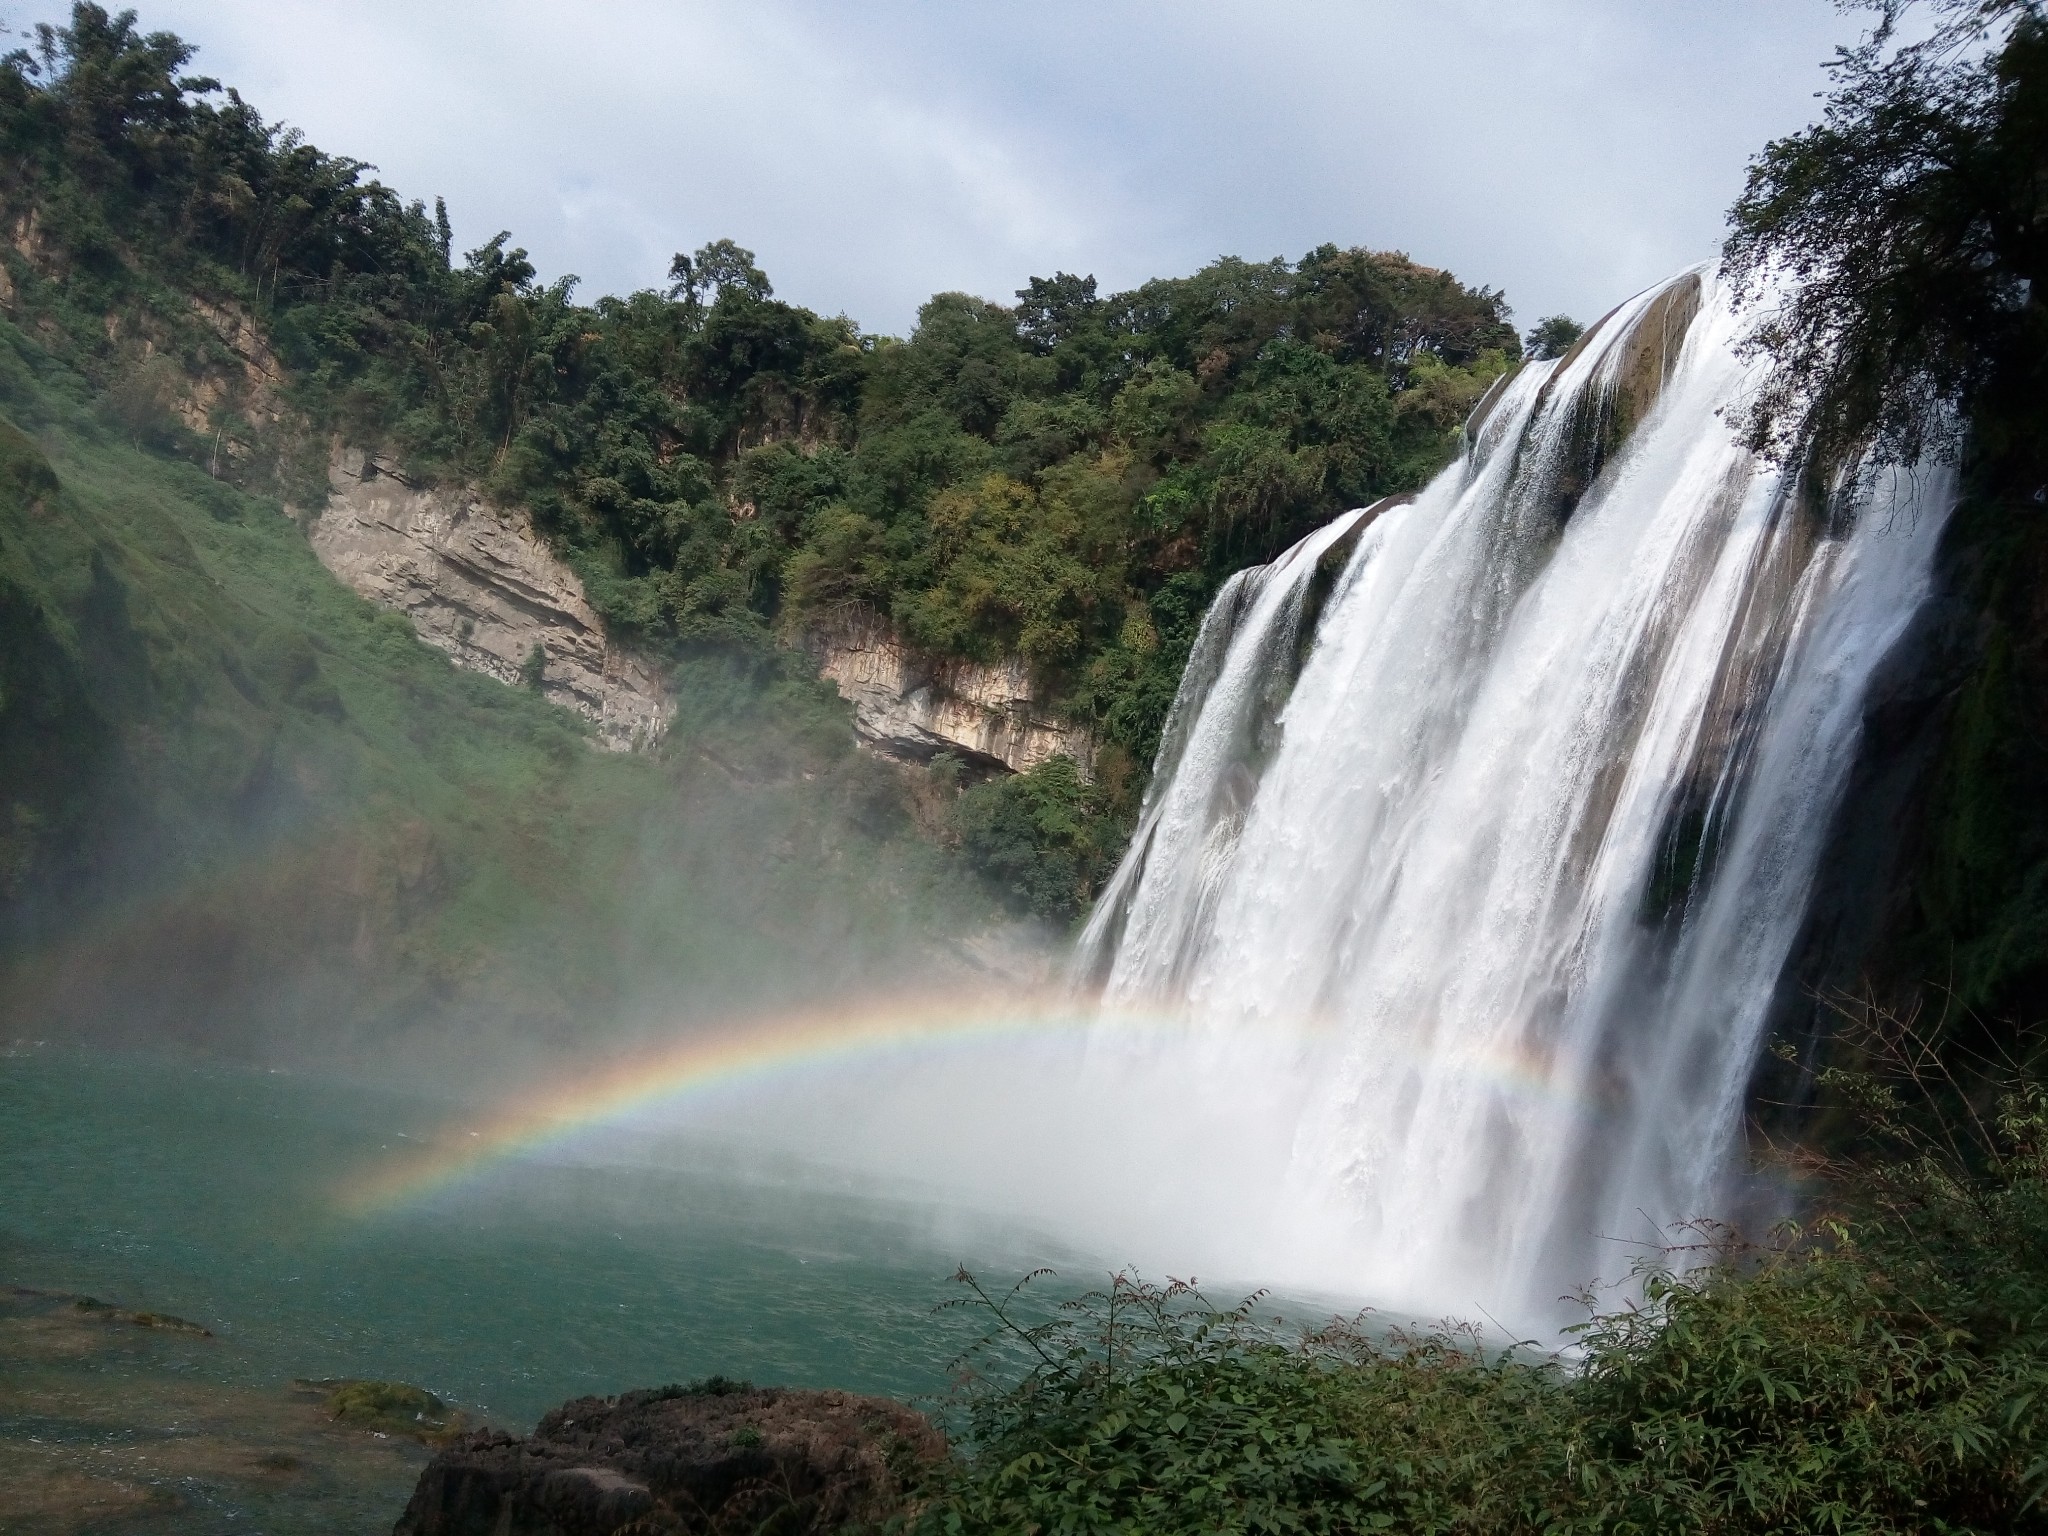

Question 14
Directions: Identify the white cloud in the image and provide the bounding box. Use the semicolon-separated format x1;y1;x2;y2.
4;0;1854;333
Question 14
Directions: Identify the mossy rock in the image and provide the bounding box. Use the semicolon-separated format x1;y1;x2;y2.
395;1382;946;1536
297;1377;470;1444
71;1296;213;1335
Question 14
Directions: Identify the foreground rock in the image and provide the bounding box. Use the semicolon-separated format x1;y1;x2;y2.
308;449;673;751
393;1381;946;1535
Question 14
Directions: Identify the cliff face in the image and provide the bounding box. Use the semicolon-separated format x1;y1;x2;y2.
806;610;1095;779
1773;493;2048;1047
307;451;672;751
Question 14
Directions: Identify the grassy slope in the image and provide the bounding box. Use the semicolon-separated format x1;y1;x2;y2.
0;311;987;1071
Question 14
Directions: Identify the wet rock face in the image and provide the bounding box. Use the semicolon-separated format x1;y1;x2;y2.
1537;271;1706;523
307;450;672;751
393;1382;946;1536
807;609;1095;779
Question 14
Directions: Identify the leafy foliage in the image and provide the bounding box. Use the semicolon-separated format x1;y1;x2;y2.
0;303;982;1056
1524;314;1584;360
923;1272;1565;1535
1723;0;2048;481
948;755;1122;925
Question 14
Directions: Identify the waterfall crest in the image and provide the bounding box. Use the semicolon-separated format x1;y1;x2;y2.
1076;269;1952;1323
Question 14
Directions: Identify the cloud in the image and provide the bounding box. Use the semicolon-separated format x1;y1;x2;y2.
4;0;1852;333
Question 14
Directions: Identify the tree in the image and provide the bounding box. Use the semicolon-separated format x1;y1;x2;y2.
1524;314;1583;360
12;4;208;170
0;7;1524;906
666;237;771;309
1722;0;2048;478
1014;271;1101;353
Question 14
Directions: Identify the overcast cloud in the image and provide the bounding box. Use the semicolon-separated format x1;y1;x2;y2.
4;1;1855;336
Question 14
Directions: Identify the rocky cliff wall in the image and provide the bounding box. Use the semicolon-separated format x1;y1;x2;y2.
301;455;1088;771
307;451;672;751
806;611;1094;778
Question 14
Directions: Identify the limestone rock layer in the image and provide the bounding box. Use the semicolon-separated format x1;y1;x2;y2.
808;609;1095;778
307;451;671;751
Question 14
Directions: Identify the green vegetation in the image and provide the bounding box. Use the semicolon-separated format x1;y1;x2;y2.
0;304;974;1056
1724;0;2046;480
899;9;2048;1524
946;755;1126;925
0;3;1516;909
313;1379;469;1444
922;1015;2048;1535
7;6;2047;1523
1523;314;1584;360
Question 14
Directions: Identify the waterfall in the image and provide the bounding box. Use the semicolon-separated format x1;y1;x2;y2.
1076;268;1953;1325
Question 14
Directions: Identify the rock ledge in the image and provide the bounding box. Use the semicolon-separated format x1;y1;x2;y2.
807;609;1095;779
394;1381;945;1536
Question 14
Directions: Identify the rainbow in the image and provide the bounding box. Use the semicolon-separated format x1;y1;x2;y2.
333;993;1609;1217
334;990;1113;1215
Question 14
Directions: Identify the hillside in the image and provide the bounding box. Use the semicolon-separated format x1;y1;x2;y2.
3;2;2043;1067
0;301;986;1065
10;4;2048;1533
0;5;1517;934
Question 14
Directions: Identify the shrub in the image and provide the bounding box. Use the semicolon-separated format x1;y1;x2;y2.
950;756;1122;924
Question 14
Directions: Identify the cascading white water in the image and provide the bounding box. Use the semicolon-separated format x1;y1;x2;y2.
1076;267;1954;1327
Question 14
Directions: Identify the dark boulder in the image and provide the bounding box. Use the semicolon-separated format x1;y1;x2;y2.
392;1380;946;1535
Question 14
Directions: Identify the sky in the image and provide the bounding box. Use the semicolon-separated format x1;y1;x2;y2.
4;0;1859;337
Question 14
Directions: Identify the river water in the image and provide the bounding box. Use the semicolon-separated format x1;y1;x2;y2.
0;1046;1046;1533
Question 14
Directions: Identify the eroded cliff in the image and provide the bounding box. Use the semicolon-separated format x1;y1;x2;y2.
805;610;1095;779
306;451;672;751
